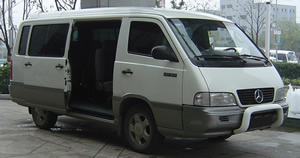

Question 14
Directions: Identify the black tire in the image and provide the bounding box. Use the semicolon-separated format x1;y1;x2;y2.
32;107;58;130
209;134;232;141
124;105;163;154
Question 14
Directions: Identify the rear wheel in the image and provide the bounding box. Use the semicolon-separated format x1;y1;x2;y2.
32;108;57;129
124;105;163;153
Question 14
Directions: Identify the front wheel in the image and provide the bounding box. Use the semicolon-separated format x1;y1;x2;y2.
32;107;58;129
124;106;163;153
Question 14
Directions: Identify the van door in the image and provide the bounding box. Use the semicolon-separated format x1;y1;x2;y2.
23;22;72;112
10;25;30;103
116;18;185;130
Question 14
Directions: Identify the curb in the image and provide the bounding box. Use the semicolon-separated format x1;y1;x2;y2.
0;94;11;100
283;117;300;128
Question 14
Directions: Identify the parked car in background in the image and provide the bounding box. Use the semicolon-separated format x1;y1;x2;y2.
269;50;298;63
0;43;8;67
0;59;7;67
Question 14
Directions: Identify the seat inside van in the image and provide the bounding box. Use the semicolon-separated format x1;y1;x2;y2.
95;40;117;93
68;20;121;119
192;26;210;51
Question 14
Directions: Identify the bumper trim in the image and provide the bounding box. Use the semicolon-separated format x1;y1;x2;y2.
233;104;283;134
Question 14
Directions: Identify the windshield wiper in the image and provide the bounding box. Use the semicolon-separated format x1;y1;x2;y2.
195;54;247;63
240;54;270;63
223;47;237;52
240;54;265;59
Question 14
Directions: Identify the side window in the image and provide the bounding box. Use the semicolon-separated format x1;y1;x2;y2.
128;21;171;56
92;27;120;42
28;24;69;57
72;21;120;42
71;21;121;49
18;26;30;55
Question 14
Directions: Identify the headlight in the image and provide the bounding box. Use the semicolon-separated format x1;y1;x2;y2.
194;92;237;106
274;86;289;103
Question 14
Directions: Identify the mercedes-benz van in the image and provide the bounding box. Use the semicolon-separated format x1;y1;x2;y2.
10;7;288;153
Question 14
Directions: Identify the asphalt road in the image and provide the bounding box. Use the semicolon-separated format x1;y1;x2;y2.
1;99;300;158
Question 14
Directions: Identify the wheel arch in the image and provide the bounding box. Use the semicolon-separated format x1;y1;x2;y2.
117;94;155;136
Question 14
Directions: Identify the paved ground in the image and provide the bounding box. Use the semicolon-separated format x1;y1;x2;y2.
1;100;300;158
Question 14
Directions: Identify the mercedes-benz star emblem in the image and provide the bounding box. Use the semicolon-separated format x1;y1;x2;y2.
254;89;264;103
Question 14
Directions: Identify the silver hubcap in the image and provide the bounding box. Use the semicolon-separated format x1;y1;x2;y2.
129;113;151;145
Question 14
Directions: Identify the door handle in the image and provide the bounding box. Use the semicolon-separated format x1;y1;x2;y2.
24;62;32;67
55;64;64;69
122;69;133;75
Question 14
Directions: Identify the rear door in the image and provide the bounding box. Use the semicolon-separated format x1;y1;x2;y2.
10;25;30;103
23;22;72;112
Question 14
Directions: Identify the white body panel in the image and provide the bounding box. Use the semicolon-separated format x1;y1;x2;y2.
200;67;283;92
118;58;184;104
24;56;66;89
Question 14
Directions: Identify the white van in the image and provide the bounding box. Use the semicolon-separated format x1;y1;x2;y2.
10;8;288;153
269;50;298;63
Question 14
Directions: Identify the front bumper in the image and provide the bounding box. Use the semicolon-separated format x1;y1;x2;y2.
182;103;288;138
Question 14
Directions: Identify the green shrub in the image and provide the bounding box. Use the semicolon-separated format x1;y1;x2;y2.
273;62;300;79
273;62;300;86
0;64;10;94
282;77;300;86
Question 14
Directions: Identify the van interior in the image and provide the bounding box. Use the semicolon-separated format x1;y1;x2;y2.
68;20;121;119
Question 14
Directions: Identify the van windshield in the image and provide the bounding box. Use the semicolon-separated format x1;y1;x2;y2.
169;19;270;67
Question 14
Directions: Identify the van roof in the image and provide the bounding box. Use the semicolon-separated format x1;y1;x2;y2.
28;7;230;22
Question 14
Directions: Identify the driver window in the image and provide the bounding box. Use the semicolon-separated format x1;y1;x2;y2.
128;21;172;57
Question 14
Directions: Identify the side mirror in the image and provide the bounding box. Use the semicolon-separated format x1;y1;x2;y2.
151;46;178;62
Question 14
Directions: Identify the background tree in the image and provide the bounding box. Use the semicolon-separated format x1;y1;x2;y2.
234;0;266;45
23;0;35;20
170;0;185;9
54;0;77;11
156;0;162;8
35;0;45;12
185;0;217;13
0;0;12;61
277;20;300;53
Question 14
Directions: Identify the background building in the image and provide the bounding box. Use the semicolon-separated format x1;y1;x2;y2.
220;0;296;47
220;0;296;24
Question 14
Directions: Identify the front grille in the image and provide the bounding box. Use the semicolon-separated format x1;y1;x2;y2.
237;88;274;105
248;110;277;130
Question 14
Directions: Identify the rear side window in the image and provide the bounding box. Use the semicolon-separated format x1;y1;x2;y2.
72;21;120;43
28;24;69;57
128;21;170;56
18;26;30;55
